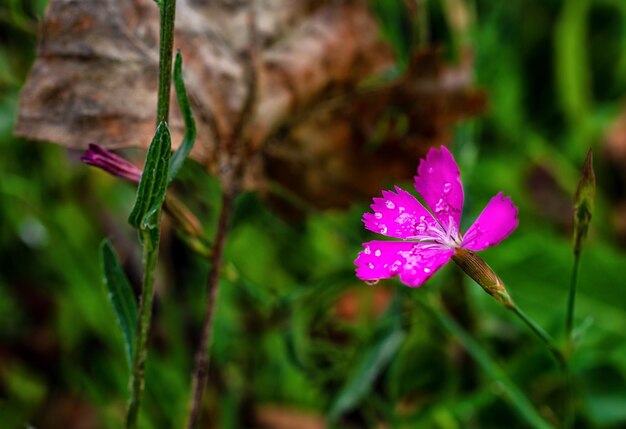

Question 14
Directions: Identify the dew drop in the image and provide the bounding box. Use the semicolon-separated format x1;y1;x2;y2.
395;213;412;224
443;182;452;193
385;200;395;209
380;226;388;234
368;262;375;269
398;206;405;213
374;212;383;219
435;198;445;213
375;249;381;257
364;246;371;254
365;279;379;286
424;267;431;273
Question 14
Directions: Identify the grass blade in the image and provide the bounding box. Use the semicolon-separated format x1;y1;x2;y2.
328;324;405;422
429;301;554;429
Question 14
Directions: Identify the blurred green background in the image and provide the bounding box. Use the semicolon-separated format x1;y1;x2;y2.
1;0;626;428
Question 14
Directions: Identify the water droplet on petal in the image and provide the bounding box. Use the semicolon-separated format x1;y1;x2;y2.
365;279;379;286
398;206;405;213
364;246;371;254
385;200;395;209
368;262;374;269
374;212;383;219
435;198;446;213
375;249;381;257
443;182;452;193
380;225;388;234
424;267;431;273
395;213;412;224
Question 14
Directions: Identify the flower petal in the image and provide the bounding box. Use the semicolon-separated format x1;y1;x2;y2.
414;146;464;232
461;192;518;251
363;186;439;239
355;240;454;288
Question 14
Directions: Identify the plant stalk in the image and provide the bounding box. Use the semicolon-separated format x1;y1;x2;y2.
186;192;236;429
565;253;581;347
426;299;553;429
563;253;582;428
509;304;565;366
156;0;177;125
125;231;160;429
125;1;176;426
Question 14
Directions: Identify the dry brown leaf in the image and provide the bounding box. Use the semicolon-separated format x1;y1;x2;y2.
266;49;486;208
16;0;484;207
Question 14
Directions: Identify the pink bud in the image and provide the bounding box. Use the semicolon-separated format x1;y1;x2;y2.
81;144;142;183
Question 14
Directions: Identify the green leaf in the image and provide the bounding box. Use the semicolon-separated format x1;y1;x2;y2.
168;51;197;184
100;240;138;368
128;122;172;230
328;324;405;422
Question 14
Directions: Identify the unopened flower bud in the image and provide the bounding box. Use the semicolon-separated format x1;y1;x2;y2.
163;193;205;240
82;143;207;247
452;248;514;308
573;148;595;256
81;144;142;183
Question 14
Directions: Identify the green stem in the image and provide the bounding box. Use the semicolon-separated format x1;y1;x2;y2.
427;300;554;429
563;252;581;428
125;231;160;429
565;253;581;345
156;0;177;125
125;1;176;426
509;305;565;366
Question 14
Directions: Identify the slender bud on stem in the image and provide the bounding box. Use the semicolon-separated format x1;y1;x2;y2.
81;144;142;183
452;248;514;308
566;147;596;349
82;144;206;244
573;148;595;257
163;194;204;239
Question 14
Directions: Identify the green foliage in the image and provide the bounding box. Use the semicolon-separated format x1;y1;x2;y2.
329;298;405;422
128;122;172;231
2;0;626;428
100;240;138;369
168;51;196;184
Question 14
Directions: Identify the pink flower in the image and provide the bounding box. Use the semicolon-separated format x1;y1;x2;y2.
81;144;142;183
355;146;518;288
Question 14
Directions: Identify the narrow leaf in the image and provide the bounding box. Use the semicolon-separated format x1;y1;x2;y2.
328;326;405;421
168;51;196;184
128;122;172;230
100;240;138;368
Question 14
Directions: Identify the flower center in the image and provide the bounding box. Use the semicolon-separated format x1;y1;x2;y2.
407;215;462;249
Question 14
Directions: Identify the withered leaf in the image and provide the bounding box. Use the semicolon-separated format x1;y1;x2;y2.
16;0;484;208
